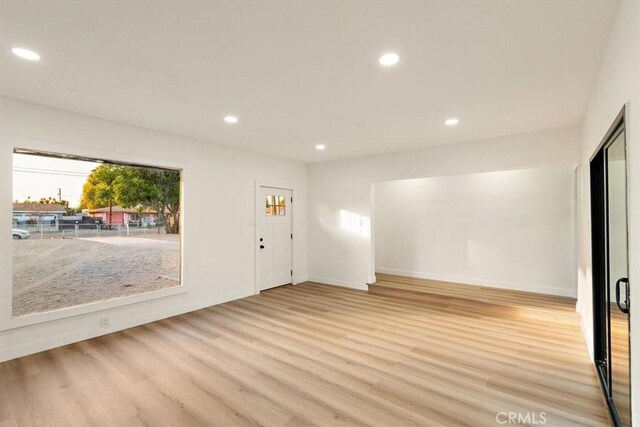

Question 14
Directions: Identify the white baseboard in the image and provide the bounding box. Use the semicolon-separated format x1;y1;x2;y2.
307;275;368;291
0;288;253;362
579;311;595;362
576;298;594;362
375;267;576;298
292;274;308;285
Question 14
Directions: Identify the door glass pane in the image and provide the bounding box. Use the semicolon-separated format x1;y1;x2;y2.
265;195;274;215
265;195;286;216
276;196;285;215
606;130;631;426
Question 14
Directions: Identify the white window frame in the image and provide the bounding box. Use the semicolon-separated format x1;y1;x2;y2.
0;138;187;330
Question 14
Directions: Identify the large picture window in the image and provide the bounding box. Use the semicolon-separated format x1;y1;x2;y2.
11;149;181;317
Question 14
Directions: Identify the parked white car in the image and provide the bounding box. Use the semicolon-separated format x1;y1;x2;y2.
12;229;30;240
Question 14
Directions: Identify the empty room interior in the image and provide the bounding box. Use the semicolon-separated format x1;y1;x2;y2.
1;1;639;426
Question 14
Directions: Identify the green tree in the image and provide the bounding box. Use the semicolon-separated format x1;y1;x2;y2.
37;196;68;208
80;164;180;234
37;197;78;215
80;164;121;225
114;167;180;234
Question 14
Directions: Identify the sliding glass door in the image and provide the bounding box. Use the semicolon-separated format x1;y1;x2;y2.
607;129;631;426
591;109;631;427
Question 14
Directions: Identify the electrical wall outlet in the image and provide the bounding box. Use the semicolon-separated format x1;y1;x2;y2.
100;316;110;328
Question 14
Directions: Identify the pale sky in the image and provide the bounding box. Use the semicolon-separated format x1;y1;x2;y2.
13;154;98;208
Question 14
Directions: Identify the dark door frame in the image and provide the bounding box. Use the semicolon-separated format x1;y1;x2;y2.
590;106;630;427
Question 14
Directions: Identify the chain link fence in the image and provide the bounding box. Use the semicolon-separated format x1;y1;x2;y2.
13;218;166;240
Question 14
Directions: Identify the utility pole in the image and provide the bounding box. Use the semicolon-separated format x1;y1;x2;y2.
57;188;62;202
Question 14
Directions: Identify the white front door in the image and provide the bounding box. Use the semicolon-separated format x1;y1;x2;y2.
259;187;292;291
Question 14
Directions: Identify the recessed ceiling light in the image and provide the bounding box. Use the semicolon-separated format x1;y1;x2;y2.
378;53;399;66
315;144;326;151
11;47;40;61
224;115;238;124
445;118;459;126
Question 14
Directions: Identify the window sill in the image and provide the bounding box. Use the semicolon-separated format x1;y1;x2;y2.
0;284;187;331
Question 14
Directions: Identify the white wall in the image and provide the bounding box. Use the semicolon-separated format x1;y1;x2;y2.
0;97;308;361
575;1;640;424
375;165;576;297
308;125;581;290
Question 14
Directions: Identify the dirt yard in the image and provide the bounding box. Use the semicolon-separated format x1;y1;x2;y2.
12;234;181;316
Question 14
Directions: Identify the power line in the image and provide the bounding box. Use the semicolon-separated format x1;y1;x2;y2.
14;166;90;174
13;168;89;177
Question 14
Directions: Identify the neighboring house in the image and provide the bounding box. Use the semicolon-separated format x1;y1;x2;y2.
12;202;66;223
85;205;158;226
13;202;67;231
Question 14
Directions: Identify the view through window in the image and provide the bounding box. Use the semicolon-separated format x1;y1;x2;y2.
12;149;181;317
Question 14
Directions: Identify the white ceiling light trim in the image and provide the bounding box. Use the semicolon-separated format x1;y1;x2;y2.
378;52;399;66
444;118;459;126
11;47;40;61
224;115;238;124
315;144;326;151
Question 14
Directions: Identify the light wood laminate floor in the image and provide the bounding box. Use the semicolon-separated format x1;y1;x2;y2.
1;278;610;426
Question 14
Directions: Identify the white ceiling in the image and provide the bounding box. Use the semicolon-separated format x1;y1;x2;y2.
0;1;619;163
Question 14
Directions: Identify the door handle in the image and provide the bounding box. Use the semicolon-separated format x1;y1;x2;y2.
260;245;265;249
615;278;630;314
